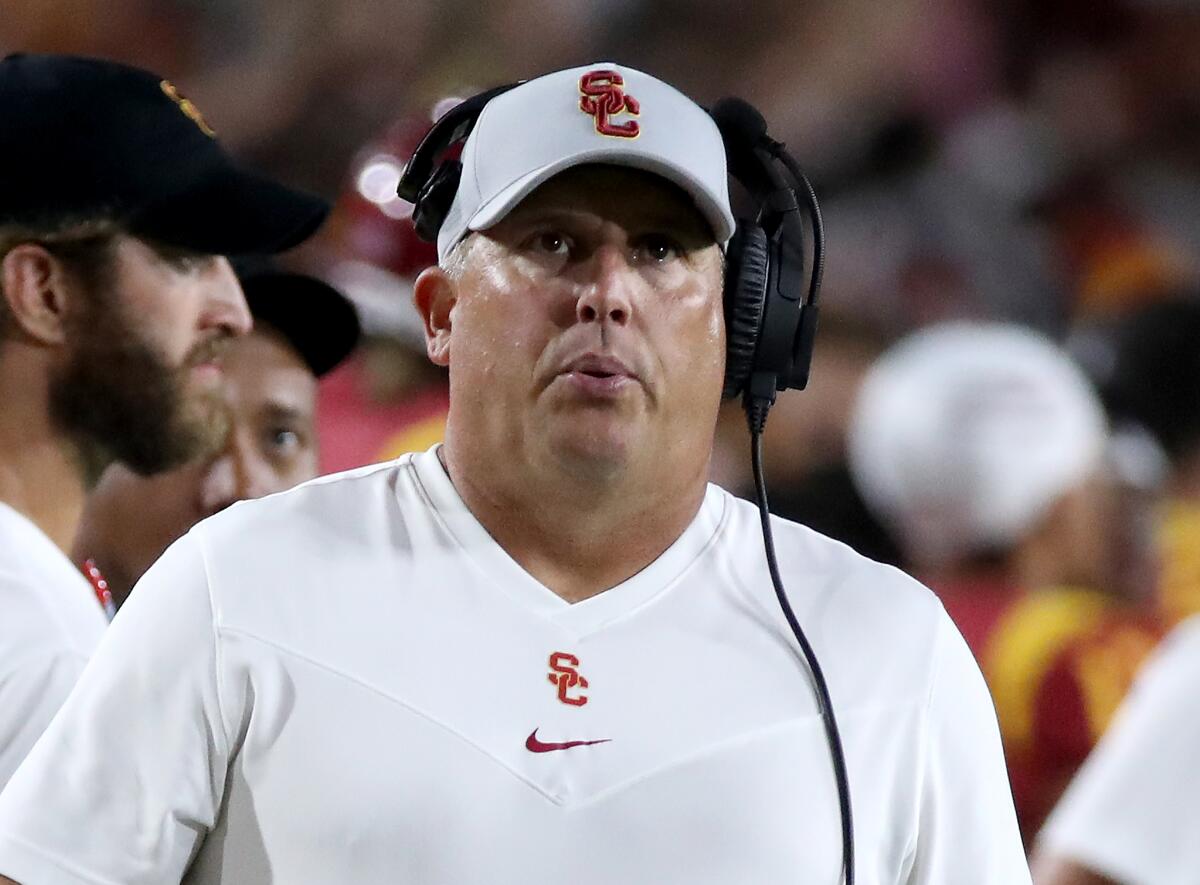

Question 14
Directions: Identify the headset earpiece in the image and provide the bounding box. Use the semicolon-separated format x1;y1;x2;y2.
722;224;771;399
713;97;822;413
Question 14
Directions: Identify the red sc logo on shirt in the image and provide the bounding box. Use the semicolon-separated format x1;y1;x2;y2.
547;651;589;706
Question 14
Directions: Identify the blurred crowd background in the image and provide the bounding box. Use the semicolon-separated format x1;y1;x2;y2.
5;0;1200;855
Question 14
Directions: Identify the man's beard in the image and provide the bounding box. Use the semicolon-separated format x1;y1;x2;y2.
49;296;230;484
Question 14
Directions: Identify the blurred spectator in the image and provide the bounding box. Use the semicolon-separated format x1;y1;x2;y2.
848;322;1165;843
0;53;327;791
72;259;360;608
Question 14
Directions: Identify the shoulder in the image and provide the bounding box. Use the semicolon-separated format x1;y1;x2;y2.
713;486;951;699
1037;614;1200;880
717;485;943;624
1114;613;1200;728
174;454;438;634
193;455;417;558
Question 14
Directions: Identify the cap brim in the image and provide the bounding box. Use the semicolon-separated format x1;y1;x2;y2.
241;271;361;377
127;165;330;256
466;151;736;245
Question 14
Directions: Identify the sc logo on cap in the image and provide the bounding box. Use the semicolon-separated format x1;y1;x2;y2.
160;80;216;138
579;70;640;139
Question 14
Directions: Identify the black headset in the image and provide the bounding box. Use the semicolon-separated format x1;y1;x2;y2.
397;83;854;885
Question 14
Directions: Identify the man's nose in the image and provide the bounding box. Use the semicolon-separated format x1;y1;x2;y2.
203;257;252;337
575;244;633;327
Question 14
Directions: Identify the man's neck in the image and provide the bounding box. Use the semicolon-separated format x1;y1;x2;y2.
439;444;709;604
0;370;89;556
0;445;88;556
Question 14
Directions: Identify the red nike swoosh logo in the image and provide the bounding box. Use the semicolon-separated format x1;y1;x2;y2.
525;728;612;753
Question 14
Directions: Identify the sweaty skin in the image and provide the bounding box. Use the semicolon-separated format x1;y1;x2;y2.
414;165;725;603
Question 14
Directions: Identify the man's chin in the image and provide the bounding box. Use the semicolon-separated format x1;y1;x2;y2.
545;424;638;482
115;395;228;478
177;395;230;459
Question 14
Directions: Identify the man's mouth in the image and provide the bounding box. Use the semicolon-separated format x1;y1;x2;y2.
561;353;636;380
186;337;230;371
558;353;639;396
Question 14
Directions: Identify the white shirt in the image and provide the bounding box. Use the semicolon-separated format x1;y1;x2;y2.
0;501;107;789
1038;614;1200;884
0;448;1028;884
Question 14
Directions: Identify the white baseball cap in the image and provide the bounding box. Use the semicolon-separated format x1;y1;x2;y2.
435;62;737;263
848;322;1108;567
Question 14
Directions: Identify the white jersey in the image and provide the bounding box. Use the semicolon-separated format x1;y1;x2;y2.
0;501;107;789
1038;614;1200;884
0;448;1028;884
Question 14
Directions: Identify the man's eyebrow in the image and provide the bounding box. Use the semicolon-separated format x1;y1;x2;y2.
258;401;315;426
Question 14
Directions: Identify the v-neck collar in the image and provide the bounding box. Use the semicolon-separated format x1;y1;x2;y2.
408;446;727;636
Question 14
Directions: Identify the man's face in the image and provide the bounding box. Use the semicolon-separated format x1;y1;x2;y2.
196;325;319;514
430;165;725;478
50;235;251;477
78;323;318;604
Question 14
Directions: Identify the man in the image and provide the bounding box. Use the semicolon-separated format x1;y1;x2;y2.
72;260;361;608
1031;613;1200;885
0;63;1027;883
0;54;327;788
848;322;1165;843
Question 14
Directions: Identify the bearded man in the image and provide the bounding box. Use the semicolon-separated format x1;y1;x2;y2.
0;53;328;787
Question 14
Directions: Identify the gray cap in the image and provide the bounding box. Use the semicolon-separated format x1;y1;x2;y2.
436;62;736;263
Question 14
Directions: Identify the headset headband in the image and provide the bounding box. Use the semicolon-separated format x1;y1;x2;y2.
397;83;519;204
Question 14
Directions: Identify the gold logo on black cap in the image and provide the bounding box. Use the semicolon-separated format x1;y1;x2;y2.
160;80;216;138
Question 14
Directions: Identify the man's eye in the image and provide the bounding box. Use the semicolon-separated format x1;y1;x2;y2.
270;428;301;451
530;232;571;255
636;234;682;263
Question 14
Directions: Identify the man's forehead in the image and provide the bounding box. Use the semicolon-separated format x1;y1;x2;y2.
504;164;717;240
226;325;317;385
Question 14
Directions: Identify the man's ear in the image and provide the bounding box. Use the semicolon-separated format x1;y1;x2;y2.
1;244;73;346
413;265;456;367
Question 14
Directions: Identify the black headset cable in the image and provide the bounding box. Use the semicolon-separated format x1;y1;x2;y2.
748;421;855;885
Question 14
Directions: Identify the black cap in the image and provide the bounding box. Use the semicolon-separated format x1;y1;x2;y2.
0;53;329;254
234;257;361;377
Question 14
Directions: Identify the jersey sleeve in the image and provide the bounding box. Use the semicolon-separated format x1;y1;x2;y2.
0;532;231;885
0;651;89;791
1037;616;1200;885
907;612;1032;884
